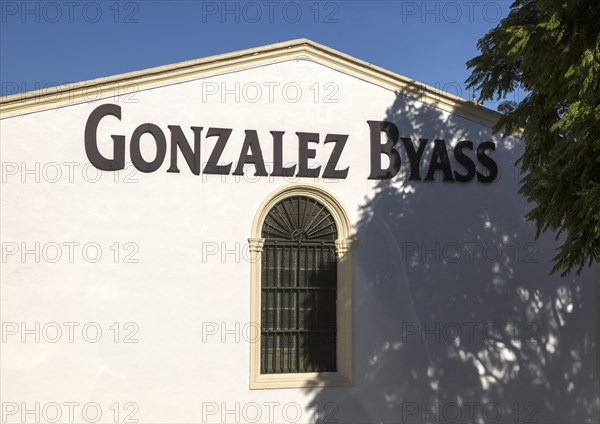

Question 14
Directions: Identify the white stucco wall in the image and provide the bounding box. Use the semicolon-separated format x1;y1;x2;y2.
1;59;598;423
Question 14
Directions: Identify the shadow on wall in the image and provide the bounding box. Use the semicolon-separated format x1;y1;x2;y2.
303;93;599;423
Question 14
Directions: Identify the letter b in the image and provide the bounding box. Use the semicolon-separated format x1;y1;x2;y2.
367;120;401;179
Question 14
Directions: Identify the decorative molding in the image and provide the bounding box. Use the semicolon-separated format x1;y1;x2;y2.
249;183;355;389
335;237;357;257
250;183;354;241
248;238;265;252
0;38;503;128
247;238;265;264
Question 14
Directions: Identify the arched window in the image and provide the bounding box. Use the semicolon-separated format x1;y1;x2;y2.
249;184;355;389
260;196;338;374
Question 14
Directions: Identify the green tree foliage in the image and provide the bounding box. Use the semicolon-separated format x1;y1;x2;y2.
466;0;600;276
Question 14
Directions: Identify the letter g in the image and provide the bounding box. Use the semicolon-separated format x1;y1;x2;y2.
84;103;125;171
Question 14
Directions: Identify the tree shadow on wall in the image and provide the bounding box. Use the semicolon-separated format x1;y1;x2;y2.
303;92;599;423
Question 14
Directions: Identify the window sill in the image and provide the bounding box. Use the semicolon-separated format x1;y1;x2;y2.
250;371;353;390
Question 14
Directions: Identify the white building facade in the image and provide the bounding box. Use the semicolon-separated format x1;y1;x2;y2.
1;39;598;424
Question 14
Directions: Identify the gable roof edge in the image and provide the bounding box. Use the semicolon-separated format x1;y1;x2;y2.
0;38;502;128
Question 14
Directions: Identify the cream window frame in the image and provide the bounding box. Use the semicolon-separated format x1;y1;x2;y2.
249;183;355;389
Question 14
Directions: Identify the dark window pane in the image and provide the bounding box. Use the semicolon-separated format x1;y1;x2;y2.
260;196;338;374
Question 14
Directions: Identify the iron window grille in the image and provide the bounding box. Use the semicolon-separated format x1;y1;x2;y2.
260;195;338;374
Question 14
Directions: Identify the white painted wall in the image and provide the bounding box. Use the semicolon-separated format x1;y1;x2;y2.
1;60;598;424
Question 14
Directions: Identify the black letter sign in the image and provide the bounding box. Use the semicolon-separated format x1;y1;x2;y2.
453;140;476;182
271;131;296;177
296;132;321;178
367;120;401;179
167;126;203;175
130;123;167;173
476;141;498;183
84;104;125;171
323;134;349;179
233;130;268;177
401;138;427;180
425;140;454;182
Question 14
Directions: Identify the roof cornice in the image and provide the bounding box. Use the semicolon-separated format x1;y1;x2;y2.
0;38;502;127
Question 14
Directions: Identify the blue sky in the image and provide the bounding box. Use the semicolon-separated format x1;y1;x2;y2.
1;1;523;110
